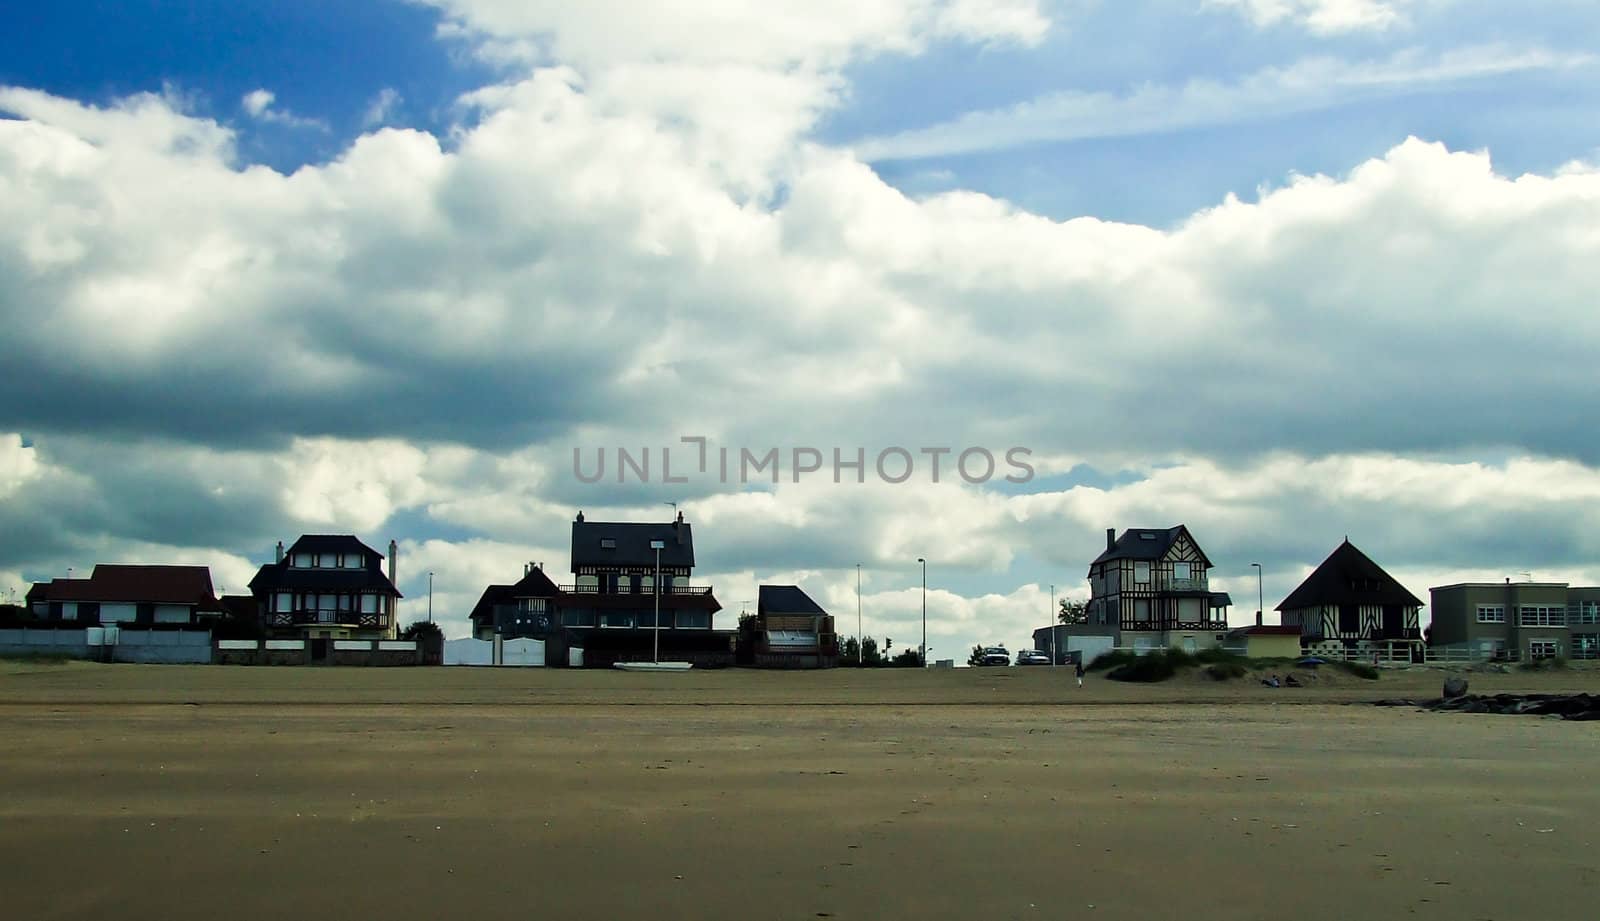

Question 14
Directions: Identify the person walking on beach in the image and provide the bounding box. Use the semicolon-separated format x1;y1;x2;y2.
1075;660;1085;688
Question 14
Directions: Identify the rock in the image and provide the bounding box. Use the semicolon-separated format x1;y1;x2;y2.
1442;676;1469;699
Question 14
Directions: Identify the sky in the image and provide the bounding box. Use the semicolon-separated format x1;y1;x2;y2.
3;0;1600;658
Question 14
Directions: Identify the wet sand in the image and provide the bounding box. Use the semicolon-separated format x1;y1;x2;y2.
2;663;1598;920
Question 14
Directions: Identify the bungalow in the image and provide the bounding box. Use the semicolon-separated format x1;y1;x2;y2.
26;564;225;625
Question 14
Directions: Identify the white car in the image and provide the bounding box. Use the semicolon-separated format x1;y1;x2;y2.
979;646;1011;666
1016;650;1051;666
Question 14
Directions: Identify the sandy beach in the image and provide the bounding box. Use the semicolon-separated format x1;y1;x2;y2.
3;663;1598;921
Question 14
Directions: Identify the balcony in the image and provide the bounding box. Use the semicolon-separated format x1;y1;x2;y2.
560;584;715;596
269;610;390;629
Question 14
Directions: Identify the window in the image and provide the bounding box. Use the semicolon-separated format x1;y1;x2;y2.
1519;605;1566;627
1173;562;1191;581
614;575;632;594
1572;634;1600;661
562;610;596;628
344;555;364;569
600;612;633;628
600;538;617;549
292;553;312;568
637;611;656;628
275;593;292;613
1476;605;1505;624
1134;562;1150;584
677;611;711;629
361;595;378;614
1133;599;1150;623
1572;601;1600;625
521;598;547;613
1529;640;1560;660
640;574;654;594
576;575;599;593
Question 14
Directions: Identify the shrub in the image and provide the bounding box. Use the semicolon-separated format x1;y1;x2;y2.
1106;650;1178;683
1088;649;1138;672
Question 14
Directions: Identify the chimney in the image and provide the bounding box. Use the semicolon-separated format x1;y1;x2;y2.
1256;609;1263;627
576;510;585;523
388;539;397;585
524;563;530;576
275;541;284;563
1106;529;1115;552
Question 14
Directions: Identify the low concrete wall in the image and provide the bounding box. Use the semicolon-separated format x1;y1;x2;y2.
1;627;210;663
214;638;434;666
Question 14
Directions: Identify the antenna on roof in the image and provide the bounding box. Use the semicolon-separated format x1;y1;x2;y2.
664;501;678;516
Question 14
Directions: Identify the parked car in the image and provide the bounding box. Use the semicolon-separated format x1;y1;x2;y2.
1016;649;1051;666
979;646;1011;666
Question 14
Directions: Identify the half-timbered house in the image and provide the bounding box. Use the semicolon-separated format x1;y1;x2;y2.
246;535;403;642
1277;539;1423;660
1085;526;1232;653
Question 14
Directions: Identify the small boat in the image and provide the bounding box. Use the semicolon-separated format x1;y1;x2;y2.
614;661;692;672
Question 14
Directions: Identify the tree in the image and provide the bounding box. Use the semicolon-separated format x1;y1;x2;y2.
967;644;986;667
890;648;923;667
860;636;882;666
839;635;860;664
401;621;443;641
1058;597;1089;625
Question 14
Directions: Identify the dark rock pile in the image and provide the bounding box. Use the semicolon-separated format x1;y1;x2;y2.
1372;693;1600;721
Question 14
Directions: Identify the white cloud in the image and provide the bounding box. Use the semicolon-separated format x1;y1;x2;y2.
1205;0;1427;34
361;87;403;128
856;44;1592;160
238;87;328;130
0;433;39;499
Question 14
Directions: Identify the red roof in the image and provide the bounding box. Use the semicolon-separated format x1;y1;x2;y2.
35;565;220;608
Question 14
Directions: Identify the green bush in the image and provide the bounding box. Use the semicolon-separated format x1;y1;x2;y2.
1518;657;1568;672
1088;649;1138;672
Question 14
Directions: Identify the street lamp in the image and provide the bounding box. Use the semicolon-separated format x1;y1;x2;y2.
650;539;665;664
856;563;863;665
1250;562;1263;627
427;571;434;624
1049;583;1056;666
917;558;926;667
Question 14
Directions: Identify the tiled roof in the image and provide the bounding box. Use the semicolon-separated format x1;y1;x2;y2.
758;585;826;615
1276;540;1423;611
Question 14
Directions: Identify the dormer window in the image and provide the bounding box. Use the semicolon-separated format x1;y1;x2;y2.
600;538;617;549
1139;532;1156;540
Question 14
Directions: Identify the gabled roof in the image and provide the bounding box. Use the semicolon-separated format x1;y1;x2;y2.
758;585;826;616
30;565;220;608
571;515;695;569
1276;539;1423;611
1091;526;1212;567
468;567;560;626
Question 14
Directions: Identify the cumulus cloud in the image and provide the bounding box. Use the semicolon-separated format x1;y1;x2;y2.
3;0;1598;658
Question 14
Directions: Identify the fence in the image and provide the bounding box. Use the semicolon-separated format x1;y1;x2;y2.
1098;643;1518;666
0;627;211;664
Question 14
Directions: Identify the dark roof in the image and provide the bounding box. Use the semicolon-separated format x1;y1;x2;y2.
571;516;695;569
1276;540;1423;611
1091;526;1212;567
467;568;560;625
284;535;389;558
31;565;220;608
1210;592;1233;607
758;585;826;616
248;535;400;597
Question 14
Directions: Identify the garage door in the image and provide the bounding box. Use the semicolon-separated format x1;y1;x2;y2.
502;638;545;667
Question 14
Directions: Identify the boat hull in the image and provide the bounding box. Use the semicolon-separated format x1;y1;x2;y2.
613;661;693;672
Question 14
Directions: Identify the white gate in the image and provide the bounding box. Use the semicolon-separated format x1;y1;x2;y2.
501;638;545;667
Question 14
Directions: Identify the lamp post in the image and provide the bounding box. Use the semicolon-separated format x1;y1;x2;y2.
650;539;665;663
1049;583;1056;666
856;563;863;665
427;571;434;624
917;558;926;667
1250;562;1263;627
